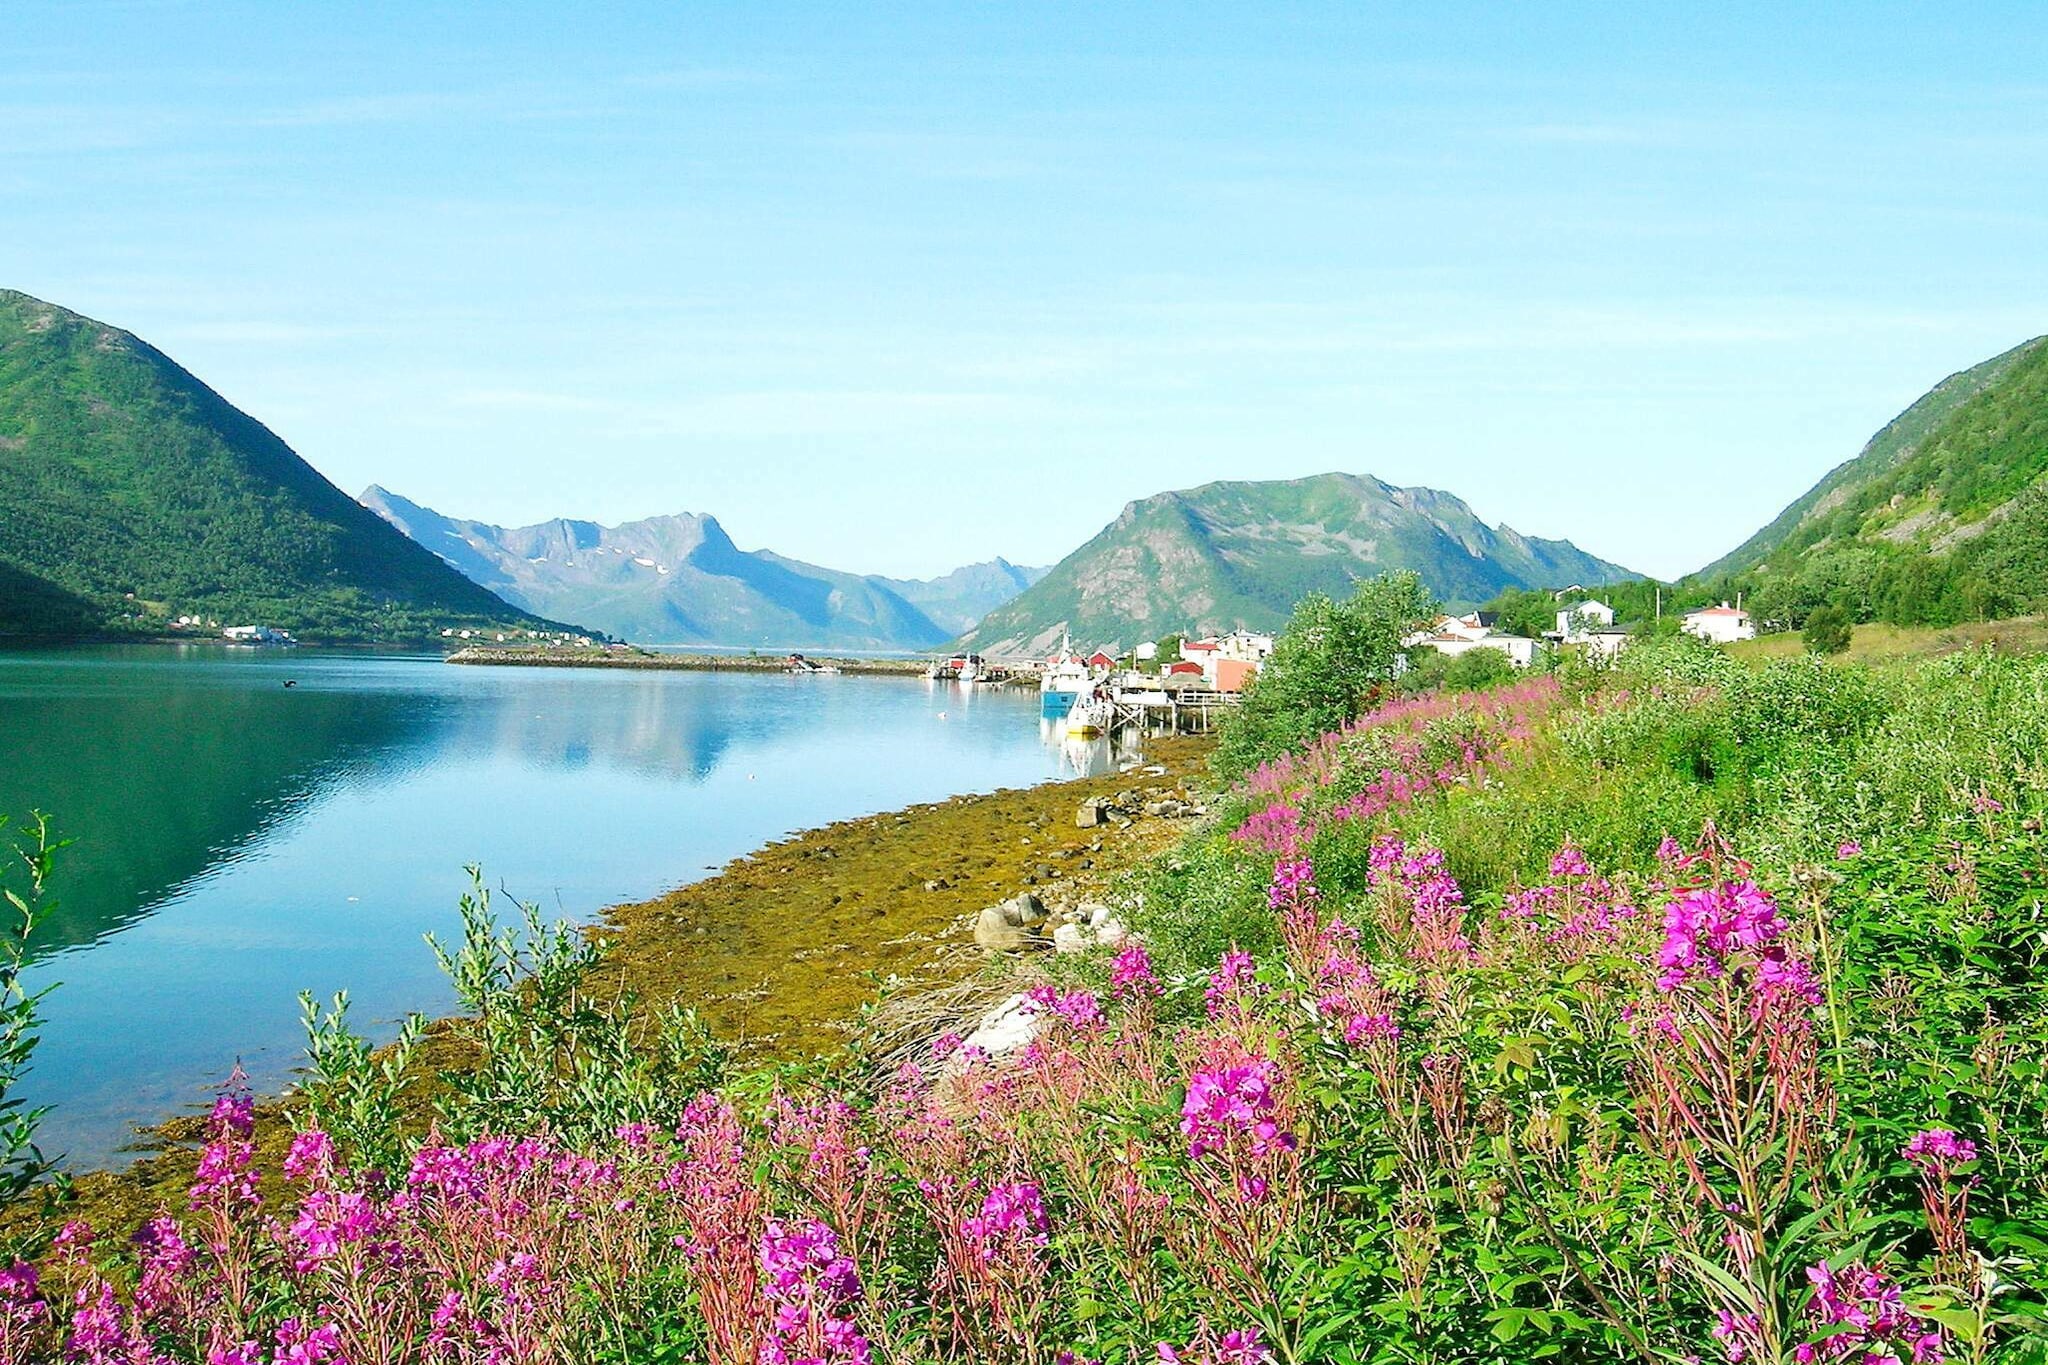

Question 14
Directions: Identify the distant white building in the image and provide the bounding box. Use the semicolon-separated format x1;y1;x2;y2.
1134;641;1158;662
1682;602;1757;644
1584;627;1634;660
1555;600;1615;643
1415;629;1541;669
1215;630;1275;662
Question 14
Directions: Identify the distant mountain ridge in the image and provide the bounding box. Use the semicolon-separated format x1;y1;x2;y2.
0;289;563;641
957;471;1636;655
360;486;1046;649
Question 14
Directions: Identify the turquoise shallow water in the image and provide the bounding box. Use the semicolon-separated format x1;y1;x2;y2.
0;646;1094;1165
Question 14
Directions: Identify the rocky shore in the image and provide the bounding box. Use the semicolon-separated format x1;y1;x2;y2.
595;734;1215;1055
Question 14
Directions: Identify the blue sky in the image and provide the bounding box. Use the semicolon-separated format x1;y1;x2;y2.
5;2;2046;579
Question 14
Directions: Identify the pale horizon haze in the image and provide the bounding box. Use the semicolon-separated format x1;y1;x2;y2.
4;1;2045;579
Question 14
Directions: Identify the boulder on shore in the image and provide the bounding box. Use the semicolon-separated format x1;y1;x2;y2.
973;892;1049;950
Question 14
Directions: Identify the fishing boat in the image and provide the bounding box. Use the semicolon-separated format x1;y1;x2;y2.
1040;629;1091;719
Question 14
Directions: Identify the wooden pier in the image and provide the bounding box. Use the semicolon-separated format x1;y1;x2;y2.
1107;686;1242;735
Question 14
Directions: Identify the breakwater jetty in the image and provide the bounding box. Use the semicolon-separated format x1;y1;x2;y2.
446;645;928;676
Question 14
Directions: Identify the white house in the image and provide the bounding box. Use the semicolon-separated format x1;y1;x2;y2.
1584;627;1634;660
1682;602;1756;644
1216;629;1276;662
1555;600;1615;643
1134;641;1159;662
1416;630;1541;669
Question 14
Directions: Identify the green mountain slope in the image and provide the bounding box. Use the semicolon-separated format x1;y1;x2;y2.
1706;334;2048;628
0;289;569;641
957;472;1635;655
1703;336;2048;579
361;486;1041;649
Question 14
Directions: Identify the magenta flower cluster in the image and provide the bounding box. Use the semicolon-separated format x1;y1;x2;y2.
1903;1128;1976;1173
1654;879;1813;1001
758;1217;871;1365
1181;1060;1295;1165
1798;1261;1944;1363
961;1181;1050;1263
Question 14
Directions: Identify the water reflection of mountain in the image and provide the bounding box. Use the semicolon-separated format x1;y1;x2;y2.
430;672;780;783
0;672;435;958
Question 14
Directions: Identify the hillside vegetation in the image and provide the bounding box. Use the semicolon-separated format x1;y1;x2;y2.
0;291;565;642
1696;335;2048;633
960;472;1634;655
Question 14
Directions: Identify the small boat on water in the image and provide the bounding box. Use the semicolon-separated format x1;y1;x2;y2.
1066;690;1113;738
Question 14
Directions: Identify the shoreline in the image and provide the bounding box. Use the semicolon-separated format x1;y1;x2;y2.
24;733;1216;1232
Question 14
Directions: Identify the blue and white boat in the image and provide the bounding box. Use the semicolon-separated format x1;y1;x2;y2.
1039;630;1091;719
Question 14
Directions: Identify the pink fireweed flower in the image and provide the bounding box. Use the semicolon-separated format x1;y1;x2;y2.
1799;1261;1943;1363
270;1317;345;1365
1110;941;1161;1000
1231;801;1314;857
1157;1323;1275;1364
287;1188;381;1273
0;1259;43;1320
190;1133;261;1210
1712;1308;1766;1363
759;1218;862;1307
1205;949;1262;1017
1754;953;1824;1006
962;1181;1051;1263
1024;984;1106;1032
1654;879;1787;991
1836;840;1863;860
67;1280;150;1363
1656;834;1687;865
1343;1012;1400;1046
131;1215;193;1317
209;1079;255;1139
52;1220;95;1267
1971;793;2003;814
1181;1059;1296;1163
1550;841;1592;878
1903;1128;1976;1175
1267;858;1319;911
282;1128;334;1182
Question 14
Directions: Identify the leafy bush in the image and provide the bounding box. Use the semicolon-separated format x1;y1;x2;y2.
1214;572;1437;779
1804;604;1854;654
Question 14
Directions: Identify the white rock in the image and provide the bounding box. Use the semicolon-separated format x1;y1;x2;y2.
1052;922;1090;954
1096;918;1130;948
960;993;1044;1058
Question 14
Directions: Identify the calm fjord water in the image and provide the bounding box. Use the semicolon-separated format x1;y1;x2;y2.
0;646;1088;1165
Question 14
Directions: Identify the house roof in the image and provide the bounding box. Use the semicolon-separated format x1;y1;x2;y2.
1685;605;1748;618
1181;639;1220;652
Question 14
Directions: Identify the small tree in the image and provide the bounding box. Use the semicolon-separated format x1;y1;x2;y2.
1215;571;1437;777
1802;605;1853;655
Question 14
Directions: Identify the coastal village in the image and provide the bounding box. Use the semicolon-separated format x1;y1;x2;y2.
923;585;1762;741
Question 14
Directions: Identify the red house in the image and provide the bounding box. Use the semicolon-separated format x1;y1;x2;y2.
1165;660;1205;677
1085;650;1117;670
